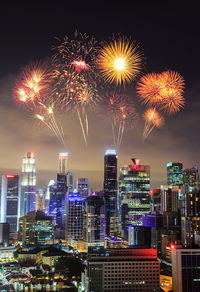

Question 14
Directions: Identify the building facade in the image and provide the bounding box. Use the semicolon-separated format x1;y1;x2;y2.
104;150;118;237
87;248;160;292
167;162;183;186
119;158;150;240
77;178;89;200
1;175;21;233
21;152;36;215
83;193;105;248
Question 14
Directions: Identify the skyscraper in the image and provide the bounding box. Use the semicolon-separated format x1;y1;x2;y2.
0;175;21;233
59;152;68;174
36;189;46;211
103;149;118;237
65;191;83;244
119;158;150;240
183;166;199;190
167;162;183;186
83;193;105;248
67;172;74;193
77;178;89;200
21;152;36;215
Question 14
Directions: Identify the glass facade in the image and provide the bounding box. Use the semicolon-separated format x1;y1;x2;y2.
21;152;36;215
77;178;89;200
119;159;150;240
167;162;183;186
104;150;117;236
0;175;21;233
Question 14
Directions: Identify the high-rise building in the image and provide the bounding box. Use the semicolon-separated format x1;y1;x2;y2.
21;152;36;215
0;175;21;233
83;193;105;248
104;149;118;236
65;191;83;244
59;152;68;174
119;158;150;240
48;180;58;219
172;248;200;292
0;223;10;246
181;188;200;247
87;248;160;292
77;178;89;200
183;166;199;190
18;210;54;244
67;172;74;193
36;189;46;211
149;188;161;212
167;162;183;186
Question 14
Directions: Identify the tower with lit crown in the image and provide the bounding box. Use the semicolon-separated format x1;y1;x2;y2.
21;152;36;216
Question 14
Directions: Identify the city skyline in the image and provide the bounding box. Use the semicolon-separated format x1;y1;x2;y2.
0;3;199;190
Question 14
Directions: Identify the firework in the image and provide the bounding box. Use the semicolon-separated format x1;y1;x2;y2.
14;62;50;107
159;70;185;114
98;37;143;85
104;92;138;150
143;108;164;139
137;73;166;105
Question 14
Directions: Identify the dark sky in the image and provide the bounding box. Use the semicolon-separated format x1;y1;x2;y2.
0;2;199;190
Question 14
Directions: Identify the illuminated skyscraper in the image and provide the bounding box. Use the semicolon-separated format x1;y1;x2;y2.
119;158;150;240
67;172;74;193
183;166;199;190
77;178;89;200
83;193;105;248
21;152;36;215
59;152;68;174
167;162;183;186
36;189;46;211
0;175;21;233
66;191;83;244
103;149;118;236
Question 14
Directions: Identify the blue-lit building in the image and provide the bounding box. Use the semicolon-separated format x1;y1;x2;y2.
65;191;83;244
167;162;183;186
0;174;21;233
77;178;89;200
83;193;105;248
119;158;150;240
104;149;118;237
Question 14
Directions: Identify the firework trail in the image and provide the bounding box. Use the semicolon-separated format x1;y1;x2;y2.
103;92;138;150
14;62;65;146
98;36;143;85
143;108;164;139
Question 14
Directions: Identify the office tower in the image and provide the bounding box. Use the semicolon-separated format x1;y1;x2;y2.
36;189;46;211
167;162;183;186
161;185;180;231
59;152;68;174
67;172;74;193
142;213;164;256
87;248;160;292
83;193;105;248
119;158;150;240
172;248;200;292
0;223;10;246
181;188;200;247
48;180;58;218
21;152;36;215
149;188;161;212
66;192;83;244
183;166;199;190
104;149;118;236
77;178;89;200
0;175;21;233
18;210;54;244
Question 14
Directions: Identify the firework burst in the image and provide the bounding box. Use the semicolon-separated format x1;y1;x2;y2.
143;108;164;139
98;37;143;85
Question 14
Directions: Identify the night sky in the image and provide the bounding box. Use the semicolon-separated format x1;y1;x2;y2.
0;2;199;190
